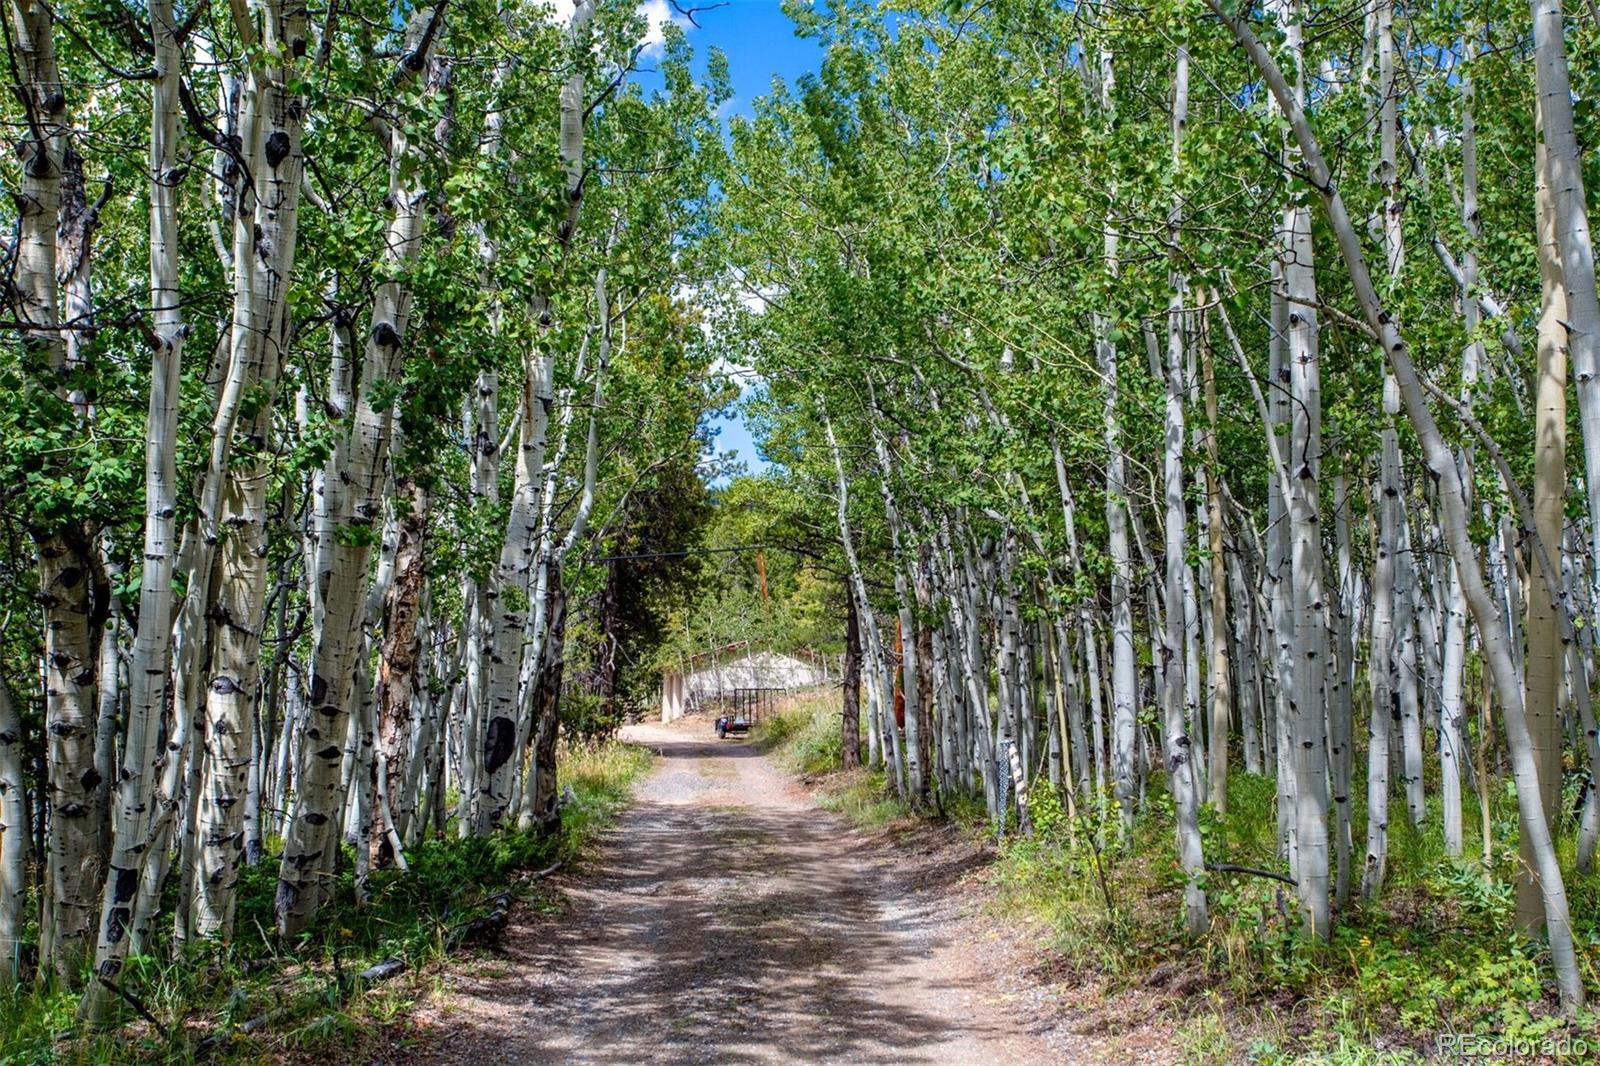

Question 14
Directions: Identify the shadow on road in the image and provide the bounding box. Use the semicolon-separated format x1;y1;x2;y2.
421;718;1033;1064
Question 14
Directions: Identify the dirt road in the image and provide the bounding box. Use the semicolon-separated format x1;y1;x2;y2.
417;718;1067;1064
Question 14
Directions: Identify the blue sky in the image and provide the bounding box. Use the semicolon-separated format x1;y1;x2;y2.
675;2;825;480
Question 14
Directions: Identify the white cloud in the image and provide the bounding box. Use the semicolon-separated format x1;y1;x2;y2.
545;0;688;57
638;0;677;55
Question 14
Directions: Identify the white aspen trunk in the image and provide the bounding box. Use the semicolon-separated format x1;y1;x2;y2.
275;13;445;935
1530;0;1600;640
1364;388;1401;901
1227;543;1263;774
402;613;450;844
1103;329;1138;835
477;333;554;829
1267;255;1296;866
1532;0;1600;877
458;22;512;838
1210;0;1586;1010
1160;44;1206;933
939;523;988;807
996;543;1032;832
8;0;65;380
1284;195;1331;940
1438;44;1483;859
458;364;497;835
37;533;102;982
1394;501;1426;828
1044;616;1064;793
250;569;295;861
1377;0;1403;281
0;678;27;987
372;478;429;867
1054;618;1090;799
516;263;611;831
1050;440;1098;798
1330;474;1356;906
91;590;119;872
1094;41;1137;836
1163;323;1208;929
1200;305;1231;813
931;619;956;792
870;411;925;805
1522;126;1570;935
8;0;103;983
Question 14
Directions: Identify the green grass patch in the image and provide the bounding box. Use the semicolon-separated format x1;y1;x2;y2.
752;691;921;830
989;771;1600;1063
0;739;652;1064
752;690;845;777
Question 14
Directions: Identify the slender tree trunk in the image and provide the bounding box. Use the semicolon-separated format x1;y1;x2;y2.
516;253;612;831
1285;193;1331;940
8;0;103;984
1160;45;1206;933
1394;502;1425;828
1329;474;1355;908
371;478;429;868
37;531;103;981
1521;119;1569;936
1438;42;1484;859
1364;389;1401;900
1531;0;1600;638
0;678;28;987
1200;305;1231;812
530;570;569;828
842;584;862;770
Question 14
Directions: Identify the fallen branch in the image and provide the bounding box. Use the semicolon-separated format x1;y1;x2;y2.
1206;863;1297;887
451;891;514;948
96;974;166;1035
358;957;407;983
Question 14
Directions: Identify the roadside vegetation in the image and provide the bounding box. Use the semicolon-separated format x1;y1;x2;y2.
0;741;650;1064
755;692;1599;1064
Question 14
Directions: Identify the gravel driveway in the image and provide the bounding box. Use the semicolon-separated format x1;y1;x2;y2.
415;718;1063;1064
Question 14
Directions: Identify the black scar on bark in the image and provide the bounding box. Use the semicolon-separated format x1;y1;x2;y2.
372;321;401;348
103;906;130;948
483;716;515;775
265;131;291;169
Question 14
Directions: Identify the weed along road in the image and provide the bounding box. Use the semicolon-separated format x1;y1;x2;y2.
417;717;1062;1064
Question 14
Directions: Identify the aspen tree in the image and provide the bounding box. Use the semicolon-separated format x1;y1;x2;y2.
86;0;187;1005
1161;43;1206;934
0;679;25;988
